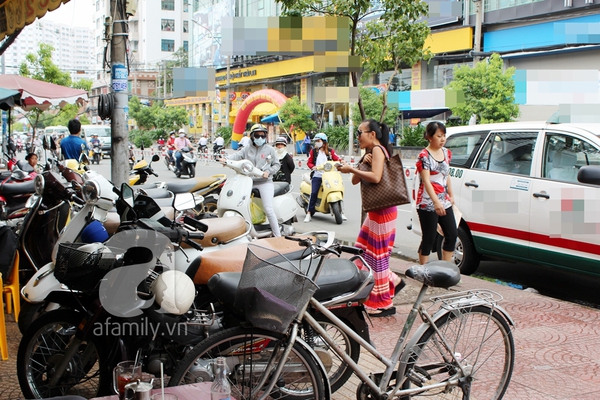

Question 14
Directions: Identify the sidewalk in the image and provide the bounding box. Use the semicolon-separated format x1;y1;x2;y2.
2;257;600;399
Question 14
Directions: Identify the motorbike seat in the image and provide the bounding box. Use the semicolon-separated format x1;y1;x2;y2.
186;235;317;285
0;179;35;195
181;215;247;249
166;177;220;194
207;258;369;304
251;181;291;198
142;188;172;199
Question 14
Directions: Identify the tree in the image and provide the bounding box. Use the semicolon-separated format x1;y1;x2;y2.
276;1;431;123
278;96;317;145
445;53;520;123
351;87;398;128
156;46;189;98
18;44;89;138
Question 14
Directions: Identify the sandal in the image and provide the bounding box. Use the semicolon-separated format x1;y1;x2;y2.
394;279;406;296
367;307;396;318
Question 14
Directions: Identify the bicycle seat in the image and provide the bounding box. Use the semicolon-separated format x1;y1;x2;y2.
405;260;460;289
207;258;369;304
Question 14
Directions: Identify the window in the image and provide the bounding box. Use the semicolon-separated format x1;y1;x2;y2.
183;21;188;33
445;132;488;168
161;19;175;31
543;133;600;182
474;132;537;176
183;41;188;52
161;0;174;11
161;39;175;52
184;0;189;12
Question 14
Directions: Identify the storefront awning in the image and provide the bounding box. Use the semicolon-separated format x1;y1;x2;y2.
0;0;71;42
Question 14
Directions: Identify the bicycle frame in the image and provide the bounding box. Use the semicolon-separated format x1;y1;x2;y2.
256;281;513;400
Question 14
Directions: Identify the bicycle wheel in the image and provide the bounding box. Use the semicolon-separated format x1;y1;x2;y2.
401;305;514;399
169;326;326;400
17;309;111;399
305;314;360;393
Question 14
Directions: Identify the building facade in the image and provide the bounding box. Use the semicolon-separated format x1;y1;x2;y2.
2;19;94;83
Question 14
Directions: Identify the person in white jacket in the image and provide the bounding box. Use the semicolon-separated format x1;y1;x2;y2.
222;124;282;236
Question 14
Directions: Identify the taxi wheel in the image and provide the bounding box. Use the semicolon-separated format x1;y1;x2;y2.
436;226;481;275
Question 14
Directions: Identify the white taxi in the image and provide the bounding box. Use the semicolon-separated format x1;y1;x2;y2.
410;121;600;275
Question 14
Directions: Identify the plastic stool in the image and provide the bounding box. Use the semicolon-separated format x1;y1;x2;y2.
0;273;8;360
3;251;19;322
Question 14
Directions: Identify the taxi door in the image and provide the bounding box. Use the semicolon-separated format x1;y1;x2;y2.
528;130;600;274
457;130;540;260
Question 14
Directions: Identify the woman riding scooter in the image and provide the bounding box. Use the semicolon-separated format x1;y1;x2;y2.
221;124;282;236
304;132;346;222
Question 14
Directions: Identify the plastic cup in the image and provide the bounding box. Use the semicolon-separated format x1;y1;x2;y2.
113;360;142;399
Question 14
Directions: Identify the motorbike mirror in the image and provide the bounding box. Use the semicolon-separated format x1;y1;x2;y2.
173;192;196;211
42;134;51;150
79;151;90;166
120;183;135;208
151;154;160;162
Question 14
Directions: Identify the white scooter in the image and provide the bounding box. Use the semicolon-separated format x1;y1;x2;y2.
218;158;298;238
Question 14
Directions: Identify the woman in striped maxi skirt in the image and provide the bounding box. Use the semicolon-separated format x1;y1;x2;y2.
337;119;404;317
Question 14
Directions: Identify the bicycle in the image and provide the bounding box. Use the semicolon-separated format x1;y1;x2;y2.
169;238;515;399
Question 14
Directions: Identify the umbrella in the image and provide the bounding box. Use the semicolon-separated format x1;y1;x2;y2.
250;102;278;117
0;75;88;111
0;87;22;111
261;113;283;124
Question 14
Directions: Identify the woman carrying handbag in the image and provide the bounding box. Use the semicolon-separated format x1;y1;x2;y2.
337;119;408;317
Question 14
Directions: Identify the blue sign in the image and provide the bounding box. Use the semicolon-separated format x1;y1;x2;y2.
112;63;128;92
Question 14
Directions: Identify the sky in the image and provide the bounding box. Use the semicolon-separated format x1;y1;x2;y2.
42;0;95;28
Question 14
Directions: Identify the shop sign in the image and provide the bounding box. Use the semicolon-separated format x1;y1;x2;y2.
241;92;251;100
229;92;237;101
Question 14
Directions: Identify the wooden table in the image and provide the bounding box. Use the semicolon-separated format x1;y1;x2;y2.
91;382;222;400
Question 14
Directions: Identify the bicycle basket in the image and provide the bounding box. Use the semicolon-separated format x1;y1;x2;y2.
54;243;119;292
234;244;318;334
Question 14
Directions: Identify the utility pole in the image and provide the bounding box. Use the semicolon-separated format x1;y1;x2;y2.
473;0;483;66
225;55;231;127
110;0;130;187
163;60;167;99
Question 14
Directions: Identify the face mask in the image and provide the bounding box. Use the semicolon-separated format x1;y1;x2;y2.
253;137;266;146
275;148;287;159
314;141;323;149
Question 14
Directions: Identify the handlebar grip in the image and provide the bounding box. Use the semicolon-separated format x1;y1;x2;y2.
284;235;303;242
152;171;158;177
71;195;85;205
185;238;203;251
187;231;205;240
340;245;364;255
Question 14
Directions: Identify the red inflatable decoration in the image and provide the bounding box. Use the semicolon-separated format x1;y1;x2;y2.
232;89;288;142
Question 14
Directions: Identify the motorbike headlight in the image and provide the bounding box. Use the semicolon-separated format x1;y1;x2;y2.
241;161;254;174
34;174;45;195
323;163;333;172
82;181;99;203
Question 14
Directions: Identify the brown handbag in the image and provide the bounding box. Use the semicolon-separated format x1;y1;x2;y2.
357;145;410;212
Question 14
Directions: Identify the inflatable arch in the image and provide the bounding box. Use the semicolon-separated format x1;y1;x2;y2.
231;89;288;144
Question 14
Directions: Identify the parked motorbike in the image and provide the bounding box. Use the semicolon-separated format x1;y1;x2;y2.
0;161;37;221
17;186;367;397
129;154;160;185
297;160;346;224
175;147;197;178
218;158;297;238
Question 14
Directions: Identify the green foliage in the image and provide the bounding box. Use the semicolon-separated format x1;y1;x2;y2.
11;122;25;132
129;129;157;148
445;53;520;123
72;79;93;92
129;96;188;132
322;125;351;151
216;126;233;145
19;43;72;87
351;87;398;127
278;96;317;134
400;125;427;147
46;104;89;127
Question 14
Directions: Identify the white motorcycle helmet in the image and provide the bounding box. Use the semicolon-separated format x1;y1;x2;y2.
151;270;195;315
